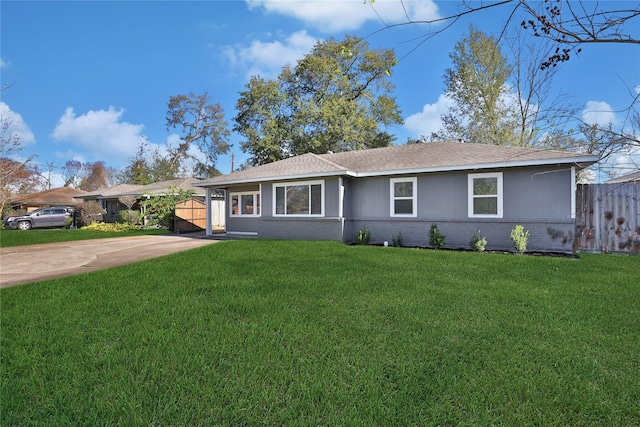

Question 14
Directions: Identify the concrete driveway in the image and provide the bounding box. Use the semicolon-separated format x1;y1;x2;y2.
0;233;223;288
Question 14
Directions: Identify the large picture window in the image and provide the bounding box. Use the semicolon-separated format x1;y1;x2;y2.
230;191;260;216
273;181;324;216
468;172;503;218
390;177;417;217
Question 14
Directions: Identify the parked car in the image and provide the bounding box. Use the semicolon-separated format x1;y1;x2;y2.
3;207;75;230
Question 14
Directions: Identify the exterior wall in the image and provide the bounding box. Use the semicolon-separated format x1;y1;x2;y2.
224;178;343;240
219;165;576;252
344;165;575;252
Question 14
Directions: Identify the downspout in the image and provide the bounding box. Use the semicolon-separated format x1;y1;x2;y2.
571;166;576;219
339;177;345;240
205;187;212;236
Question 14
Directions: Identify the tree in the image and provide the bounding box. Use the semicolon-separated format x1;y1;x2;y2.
166;92;231;176
505;26;577;148
140;186;194;231
366;0;640;69
62;160;83;187
234;35;403;166
78;161;109;191
433;26;519;145
1;88;36;215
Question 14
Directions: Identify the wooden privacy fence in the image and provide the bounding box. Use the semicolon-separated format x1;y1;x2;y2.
174;197;225;233
574;183;640;253
175;198;207;233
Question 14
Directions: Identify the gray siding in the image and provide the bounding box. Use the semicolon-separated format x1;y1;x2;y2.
223;165;575;252
344;165;575;252
225;178;343;240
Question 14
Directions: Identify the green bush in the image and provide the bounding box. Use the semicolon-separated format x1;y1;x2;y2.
119;209;142;226
356;227;371;245
140;186;194;231
429;224;446;249
510;225;530;254
469;230;487;252
392;232;403;247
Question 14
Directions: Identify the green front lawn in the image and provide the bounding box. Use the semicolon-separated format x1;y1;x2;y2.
0;227;168;247
2;240;638;425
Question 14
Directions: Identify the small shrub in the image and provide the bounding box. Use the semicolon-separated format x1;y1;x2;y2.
64;217;74;229
470;230;487;252
356;227;371;245
119;209;142;226
510;225;530;254
392;232;403;247
429;224;446;249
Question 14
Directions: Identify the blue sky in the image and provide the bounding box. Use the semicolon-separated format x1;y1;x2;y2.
2;0;639;185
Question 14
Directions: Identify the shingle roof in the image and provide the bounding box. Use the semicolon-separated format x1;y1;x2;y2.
197;141;599;187
75;178;207;199
10;187;88;207
604;170;640;183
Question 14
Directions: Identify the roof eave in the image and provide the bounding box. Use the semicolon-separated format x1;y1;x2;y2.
355;155;600;177
194;170;356;187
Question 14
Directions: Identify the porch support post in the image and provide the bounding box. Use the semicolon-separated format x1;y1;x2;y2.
205;187;212;236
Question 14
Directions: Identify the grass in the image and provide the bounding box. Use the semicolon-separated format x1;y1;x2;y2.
0;227;168;247
2;240;639;425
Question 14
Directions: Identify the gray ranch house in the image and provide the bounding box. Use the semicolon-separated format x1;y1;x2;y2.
195;141;598;252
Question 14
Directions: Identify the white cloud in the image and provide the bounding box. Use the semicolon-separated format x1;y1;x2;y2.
582;100;617;126
404;94;453;138
51;106;146;165
0;58;8;69
246;0;440;32
611;145;640;175
223;30;318;79
0;102;36;146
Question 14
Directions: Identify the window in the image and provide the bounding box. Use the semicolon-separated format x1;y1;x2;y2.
468;172;503;218
273;181;323;216
230;191;260;216
390;177;417;217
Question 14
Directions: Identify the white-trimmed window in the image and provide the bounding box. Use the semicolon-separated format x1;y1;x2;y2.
390;177;417;217
230;191;260;217
273;180;324;216
468;172;503;218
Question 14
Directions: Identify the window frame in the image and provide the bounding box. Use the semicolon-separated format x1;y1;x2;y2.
272;180;324;217
390;177;417;217
468;172;503;218
229;190;261;217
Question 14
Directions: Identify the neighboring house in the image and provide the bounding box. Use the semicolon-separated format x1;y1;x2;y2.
604;170;640;183
75;178;225;228
9;187;87;212
195;141;599;252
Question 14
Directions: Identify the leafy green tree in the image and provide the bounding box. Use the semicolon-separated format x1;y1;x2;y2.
120;138;181;184
234;35;403;166
140;185;194;231
166;92;231;176
433;25;519;146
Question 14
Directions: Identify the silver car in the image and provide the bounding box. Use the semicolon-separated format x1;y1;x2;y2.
3;207;75;230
